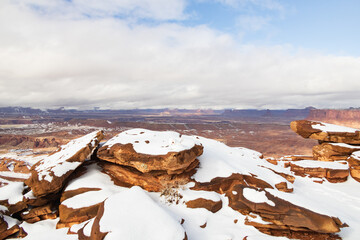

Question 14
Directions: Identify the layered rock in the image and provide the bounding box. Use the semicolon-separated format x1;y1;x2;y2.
97;129;203;192
289;160;349;183
25;130;103;197
313;143;360;161
57;163;124;228
20;203;58;223
0;215;25;239
192;176;343;239
291;120;360;144
97;129;203;174
348;152;360;181
291;120;360;183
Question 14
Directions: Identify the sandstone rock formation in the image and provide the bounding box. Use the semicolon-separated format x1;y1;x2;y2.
0;215;25;239
1;127;358;240
25;130;103;197
289;160;349;183
313;143;360;161
348;152;360;181
290;120;360;183
97;129;203;174
291;120;360;144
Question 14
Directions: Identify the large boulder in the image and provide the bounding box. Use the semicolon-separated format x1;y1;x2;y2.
291;120;360;144
25;131;104;197
99;159;199;192
58;163;124;228
97;129;203;174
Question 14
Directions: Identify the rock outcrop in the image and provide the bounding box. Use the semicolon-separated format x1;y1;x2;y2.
291;120;360;144
1;127;357;240
97;129;203;174
290;120;360;183
25;130;103;197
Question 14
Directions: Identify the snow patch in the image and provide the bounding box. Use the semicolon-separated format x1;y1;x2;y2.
35;131;100;182
243;188;275;207
104;128;198;155
291;160;348;170
99;186;186;240
312;122;358;133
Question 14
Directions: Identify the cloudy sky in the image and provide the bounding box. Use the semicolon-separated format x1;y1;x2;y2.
1;0;360;110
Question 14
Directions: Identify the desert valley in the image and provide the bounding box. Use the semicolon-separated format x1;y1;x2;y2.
0;107;360;239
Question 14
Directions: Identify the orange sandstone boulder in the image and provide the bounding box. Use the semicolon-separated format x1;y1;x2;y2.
97;129;203;174
313;142;360;161
99;159;199;192
291;120;360;144
25;131;103;197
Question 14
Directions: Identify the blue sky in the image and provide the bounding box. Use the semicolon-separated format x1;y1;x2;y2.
0;0;360;109
183;0;360;56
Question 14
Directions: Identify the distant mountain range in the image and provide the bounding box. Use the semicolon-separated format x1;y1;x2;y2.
2;107;360;126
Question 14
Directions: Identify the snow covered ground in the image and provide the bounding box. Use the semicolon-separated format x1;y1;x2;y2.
1;129;360;239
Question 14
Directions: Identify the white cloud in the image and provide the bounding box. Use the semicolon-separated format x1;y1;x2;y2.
0;0;360;110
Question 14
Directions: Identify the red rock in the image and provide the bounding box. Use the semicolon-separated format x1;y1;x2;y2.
99;159;199;192
313;143;360;161
185;198;222;213
25;131;103;197
21;204;58;223
97;129;203;174
348;152;360;182
289;161;349;183
0;215;24;239
291;120;360;144
192;174;344;238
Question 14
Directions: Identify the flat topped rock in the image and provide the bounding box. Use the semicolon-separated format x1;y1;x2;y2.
291;120;360;144
97;129;203;174
25;131;104;197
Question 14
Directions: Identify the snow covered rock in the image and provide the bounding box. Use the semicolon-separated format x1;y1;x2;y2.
80;186;187;240
25;131;104;197
348;151;360;182
97;129;203;174
58;163;124;228
0;181;27;215
289;160;349;183
0;214;25;239
20;203;58;223
194;177;343;238
313;142;360;161
291;120;360;144
99;159;199;192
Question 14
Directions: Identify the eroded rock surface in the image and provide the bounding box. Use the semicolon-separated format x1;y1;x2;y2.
25;131;104;197
97;129;203;174
291;120;360;144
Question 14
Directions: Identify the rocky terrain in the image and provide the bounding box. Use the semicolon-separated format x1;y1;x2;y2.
0;120;359;239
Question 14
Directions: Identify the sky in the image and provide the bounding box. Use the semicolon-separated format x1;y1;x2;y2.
1;0;360;110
